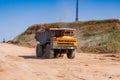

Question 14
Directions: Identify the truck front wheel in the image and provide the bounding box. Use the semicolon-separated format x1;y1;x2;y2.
67;49;76;59
54;53;60;58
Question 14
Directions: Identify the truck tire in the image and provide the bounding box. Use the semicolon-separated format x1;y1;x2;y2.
60;54;64;57
36;44;43;57
54;53;60;58
67;49;76;59
54;53;64;58
44;44;54;58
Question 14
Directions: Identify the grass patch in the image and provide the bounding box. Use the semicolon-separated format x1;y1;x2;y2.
96;28;120;53
78;25;120;53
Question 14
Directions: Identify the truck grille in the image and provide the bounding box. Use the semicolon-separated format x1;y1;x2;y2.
57;43;74;46
57;40;76;46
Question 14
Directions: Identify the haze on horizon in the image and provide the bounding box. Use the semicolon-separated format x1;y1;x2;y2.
0;0;120;41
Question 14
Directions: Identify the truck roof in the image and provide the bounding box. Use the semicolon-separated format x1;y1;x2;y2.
49;28;76;31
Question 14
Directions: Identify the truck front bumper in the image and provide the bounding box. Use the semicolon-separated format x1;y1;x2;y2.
52;46;77;49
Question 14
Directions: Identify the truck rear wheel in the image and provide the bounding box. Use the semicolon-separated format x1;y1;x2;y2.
44;44;54;58
67;49;76;59
36;44;43;57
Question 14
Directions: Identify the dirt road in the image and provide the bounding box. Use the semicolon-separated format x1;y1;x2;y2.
0;43;120;80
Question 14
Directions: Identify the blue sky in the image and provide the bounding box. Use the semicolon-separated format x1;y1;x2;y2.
0;0;120;41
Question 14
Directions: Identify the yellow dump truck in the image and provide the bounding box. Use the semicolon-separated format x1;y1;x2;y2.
35;28;77;59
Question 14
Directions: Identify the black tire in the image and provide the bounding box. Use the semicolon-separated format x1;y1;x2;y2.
67;49;76;59
36;44;43;57
54;53;60;58
44;44;54;58
59;54;64;57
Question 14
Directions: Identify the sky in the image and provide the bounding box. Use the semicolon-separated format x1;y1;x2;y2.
0;0;120;41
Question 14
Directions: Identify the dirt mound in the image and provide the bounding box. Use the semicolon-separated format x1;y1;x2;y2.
8;19;120;53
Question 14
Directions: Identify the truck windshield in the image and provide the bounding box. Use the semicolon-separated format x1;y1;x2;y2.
61;32;73;36
64;32;70;36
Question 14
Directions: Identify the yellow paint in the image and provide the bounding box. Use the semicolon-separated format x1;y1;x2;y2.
50;29;77;47
56;36;77;47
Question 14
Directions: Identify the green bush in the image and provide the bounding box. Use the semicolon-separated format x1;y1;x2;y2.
96;28;120;53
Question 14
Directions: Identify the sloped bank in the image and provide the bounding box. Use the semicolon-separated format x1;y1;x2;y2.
8;19;120;53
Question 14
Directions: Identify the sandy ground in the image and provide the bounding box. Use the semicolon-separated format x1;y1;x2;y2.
0;43;120;80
